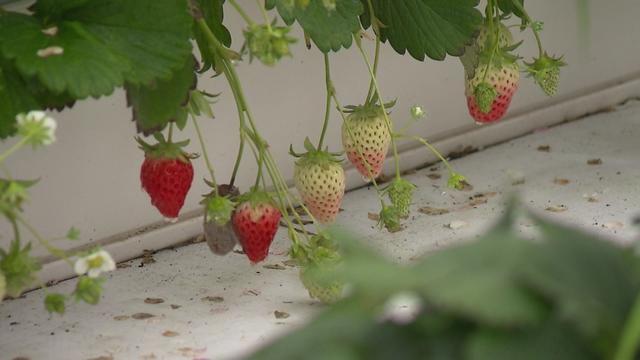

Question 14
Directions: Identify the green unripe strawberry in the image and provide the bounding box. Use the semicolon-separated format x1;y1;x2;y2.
526;53;566;96
299;267;343;304
294;233;343;304
383;178;416;218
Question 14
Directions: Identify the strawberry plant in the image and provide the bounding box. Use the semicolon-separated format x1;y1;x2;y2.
0;0;566;309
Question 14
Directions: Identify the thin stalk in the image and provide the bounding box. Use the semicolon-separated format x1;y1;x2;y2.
254;148;264;189
510;0;544;57
15;214;73;267
614;292;640;360
255;0;272;31
365;0;381;104
9;216;20;243
191;114;218;193
167;122;174;142
229;135;244;188
0;137;29;164
354;36;401;181
317;52;333;150
404;135;455;175
228;0;256;26
197;18;322;239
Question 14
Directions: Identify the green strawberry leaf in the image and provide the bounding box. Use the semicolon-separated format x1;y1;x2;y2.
44;293;67;314
0;240;41;298
0;59;40;139
73;275;104;305
126;55;197;135
362;0;483;61
0;0;193;100
267;0;364;52
497;0;525;18
193;0;232;73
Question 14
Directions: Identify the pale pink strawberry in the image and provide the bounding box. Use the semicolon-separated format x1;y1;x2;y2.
341;106;390;179
293;151;345;224
465;62;520;124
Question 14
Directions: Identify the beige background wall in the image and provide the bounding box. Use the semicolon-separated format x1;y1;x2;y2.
1;0;639;257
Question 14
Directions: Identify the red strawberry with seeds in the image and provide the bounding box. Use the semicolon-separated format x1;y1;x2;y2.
232;190;282;263
137;134;195;221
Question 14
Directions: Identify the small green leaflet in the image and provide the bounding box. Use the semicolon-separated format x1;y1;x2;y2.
126;56;197;135
0;0;193;100
363;0;483;61
266;0;364;53
498;0;525;18
193;0;232;73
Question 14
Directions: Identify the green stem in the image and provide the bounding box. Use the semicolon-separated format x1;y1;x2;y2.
254;148;264;189
229;135;244;188
15;213;73;267
228;0;256;26
167;122;174;143
197;18;321;235
404;135;455;175
365;0;381;105
255;0;272;31
614;292;640;360
317;52;333;150
510;0;544;57
9;216;20;243
354;35;401;181
0;137;29;165
191;114;218;193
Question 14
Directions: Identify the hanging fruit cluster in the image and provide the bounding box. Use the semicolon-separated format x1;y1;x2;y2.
0;0;565;309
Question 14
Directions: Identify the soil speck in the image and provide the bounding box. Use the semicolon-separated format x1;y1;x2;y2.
131;313;155;320
144;298;165;305
274;310;290;319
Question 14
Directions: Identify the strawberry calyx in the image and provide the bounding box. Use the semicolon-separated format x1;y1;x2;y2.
473;82;498;114
382;178;417;218
289;137;342;165
235;188;278;216
136;133;196;163
525;52;566;96
342;99;396;118
201;184;240;226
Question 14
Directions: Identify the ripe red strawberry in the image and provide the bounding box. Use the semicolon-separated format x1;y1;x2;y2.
291;138;345;224
232;190;282;263
461;22;520;124
137;135;195;221
341;105;390;179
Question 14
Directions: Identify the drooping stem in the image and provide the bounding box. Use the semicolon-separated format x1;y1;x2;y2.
191;114;218;193
167;122;174;142
0;136;29;165
510;0;544;57
196;18;321;236
255;0;272;31
229;135;244;188
354;36;401;181
317;52;333;150
15;213;73;267
365;0;381;104
403;135;455;175
228;0;256;26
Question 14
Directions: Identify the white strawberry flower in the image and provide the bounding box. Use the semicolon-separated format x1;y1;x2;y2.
16;110;57;147
74;250;116;278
